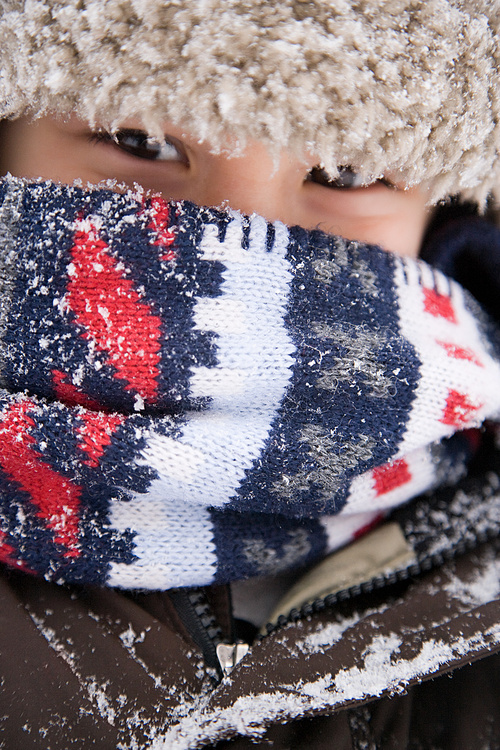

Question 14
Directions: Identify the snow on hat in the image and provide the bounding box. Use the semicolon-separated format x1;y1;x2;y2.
0;0;499;205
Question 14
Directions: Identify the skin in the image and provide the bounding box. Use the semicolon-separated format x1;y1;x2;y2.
0;115;431;258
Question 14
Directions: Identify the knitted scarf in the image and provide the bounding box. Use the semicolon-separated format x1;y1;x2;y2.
0;176;499;589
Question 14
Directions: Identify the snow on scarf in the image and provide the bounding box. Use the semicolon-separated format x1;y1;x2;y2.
0;176;499;589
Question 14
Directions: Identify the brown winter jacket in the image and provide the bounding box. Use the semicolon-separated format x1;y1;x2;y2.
1;456;500;748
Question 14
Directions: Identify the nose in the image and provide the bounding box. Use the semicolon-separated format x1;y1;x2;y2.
188;144;301;224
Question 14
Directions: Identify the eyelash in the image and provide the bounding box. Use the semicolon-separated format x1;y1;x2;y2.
90;129;392;191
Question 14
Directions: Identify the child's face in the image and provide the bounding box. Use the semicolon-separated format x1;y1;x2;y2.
1;115;430;258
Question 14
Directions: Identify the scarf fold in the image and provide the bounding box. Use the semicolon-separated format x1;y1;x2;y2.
0;176;499;589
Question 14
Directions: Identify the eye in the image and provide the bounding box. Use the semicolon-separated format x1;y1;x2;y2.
307;166;393;190
92;129;188;163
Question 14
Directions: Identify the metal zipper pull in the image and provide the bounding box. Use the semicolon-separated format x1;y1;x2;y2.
216;642;249;676
169;588;250;680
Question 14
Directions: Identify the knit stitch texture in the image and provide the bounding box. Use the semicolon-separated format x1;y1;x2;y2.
0;176;500;588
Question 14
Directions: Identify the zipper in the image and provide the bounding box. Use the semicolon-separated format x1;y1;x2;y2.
169;459;500;677
169;520;500;680
168;587;249;679
259;555;424;639
259;454;500;638
259;522;500;640
168;588;223;677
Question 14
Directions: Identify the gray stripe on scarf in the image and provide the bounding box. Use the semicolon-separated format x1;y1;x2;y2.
0;177;24;382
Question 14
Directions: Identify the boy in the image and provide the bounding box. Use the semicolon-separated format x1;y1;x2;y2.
0;1;500;748
0;114;430;258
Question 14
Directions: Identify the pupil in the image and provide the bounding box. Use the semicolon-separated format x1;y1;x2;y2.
115;130;161;160
309;166;361;189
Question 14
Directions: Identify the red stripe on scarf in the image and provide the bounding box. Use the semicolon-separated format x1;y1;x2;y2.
0;402;81;557
67;219;163;403
77;411;126;468
441;389;483;427
423;288;457;323
436;341;484;367
373;458;411;495
52;369;103;410
148;196;176;261
0;530;32;571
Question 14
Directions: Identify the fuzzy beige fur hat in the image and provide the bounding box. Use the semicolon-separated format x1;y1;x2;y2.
0;0;499;205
